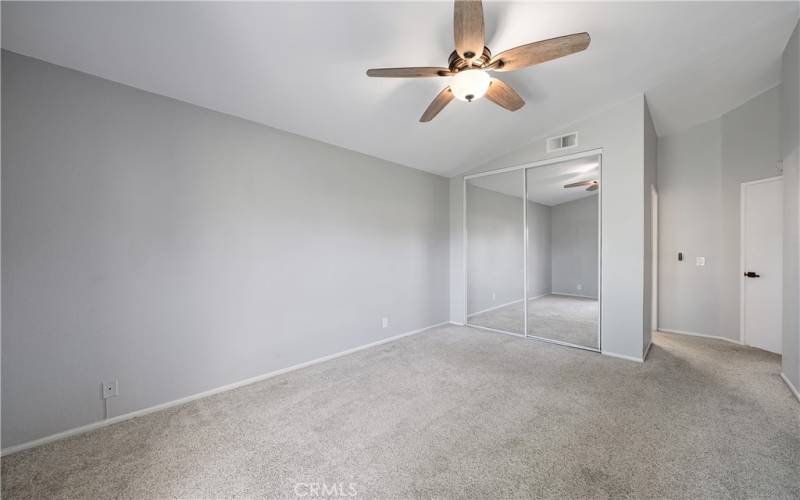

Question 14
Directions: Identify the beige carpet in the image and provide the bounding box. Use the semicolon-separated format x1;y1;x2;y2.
2;327;798;499
469;294;599;349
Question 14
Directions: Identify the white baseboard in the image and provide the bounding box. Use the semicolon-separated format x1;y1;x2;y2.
657;328;741;345
550;292;598;300
467;298;523;317
601;350;644;363
1;320;449;457
449;321;465;326
781;373;800;402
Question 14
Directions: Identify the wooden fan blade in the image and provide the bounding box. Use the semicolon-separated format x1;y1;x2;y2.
586;183;599;192
366;67;453;78
484;78;525;111
489;32;590;72
420;87;455;122
564;180;595;188
454;0;485;61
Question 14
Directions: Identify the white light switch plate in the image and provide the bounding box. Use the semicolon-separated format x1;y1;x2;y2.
696;257;706;266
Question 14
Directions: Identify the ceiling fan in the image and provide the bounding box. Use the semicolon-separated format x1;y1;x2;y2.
564;179;599;192
366;0;590;122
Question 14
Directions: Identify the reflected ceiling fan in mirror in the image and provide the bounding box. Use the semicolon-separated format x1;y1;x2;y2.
564;179;599;192
366;0;590;122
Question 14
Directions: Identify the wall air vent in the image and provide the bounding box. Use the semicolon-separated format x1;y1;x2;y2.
546;132;579;153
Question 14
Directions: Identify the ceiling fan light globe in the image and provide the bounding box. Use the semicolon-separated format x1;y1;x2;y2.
450;69;491;102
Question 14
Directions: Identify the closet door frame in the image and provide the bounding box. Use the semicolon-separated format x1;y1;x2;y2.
463;148;603;352
463;170;526;338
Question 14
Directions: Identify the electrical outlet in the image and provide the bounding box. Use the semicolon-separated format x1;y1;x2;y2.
696;256;706;267
101;379;118;399
577;284;583;291
381;317;389;329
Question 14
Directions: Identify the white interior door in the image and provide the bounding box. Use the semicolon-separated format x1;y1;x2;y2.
741;177;783;354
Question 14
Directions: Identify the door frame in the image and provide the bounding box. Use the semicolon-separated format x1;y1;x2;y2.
739;175;783;345
651;185;658;332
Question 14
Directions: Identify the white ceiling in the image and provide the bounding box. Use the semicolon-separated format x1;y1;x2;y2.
468;155;600;206
3;2;797;177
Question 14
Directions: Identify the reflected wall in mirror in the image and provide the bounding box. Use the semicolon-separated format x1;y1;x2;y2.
526;155;600;349
466;170;525;335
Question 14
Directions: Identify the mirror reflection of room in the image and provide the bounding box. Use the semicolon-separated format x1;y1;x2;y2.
466;170;525;335
465;154;600;350
526;155;600;349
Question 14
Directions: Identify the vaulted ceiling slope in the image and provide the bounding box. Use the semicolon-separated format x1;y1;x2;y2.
2;2;797;177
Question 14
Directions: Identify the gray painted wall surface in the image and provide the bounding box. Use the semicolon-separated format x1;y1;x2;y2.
466;182;524;315
643;99;657;354
451;95;646;360
1;52;450;448
527;200;552;298
657;87;781;342
657;120;722;337
781;22;800;391
550;196;598;298
449;178;465;323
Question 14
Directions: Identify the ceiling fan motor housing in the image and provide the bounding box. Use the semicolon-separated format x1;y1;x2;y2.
448;47;492;72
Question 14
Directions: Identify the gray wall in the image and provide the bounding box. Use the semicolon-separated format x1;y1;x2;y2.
658;120;722;337
527;200;552;298
657;87;782;341
1;51;450;448
452;95;647;360
782;22;800;392
550;195;598;298
449;178;464;323
466;183;524;315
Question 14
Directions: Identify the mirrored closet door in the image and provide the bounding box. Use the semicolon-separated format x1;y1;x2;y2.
525;155;601;350
465;153;601;351
465;170;525;335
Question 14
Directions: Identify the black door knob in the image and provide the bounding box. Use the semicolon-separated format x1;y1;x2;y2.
744;271;761;278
